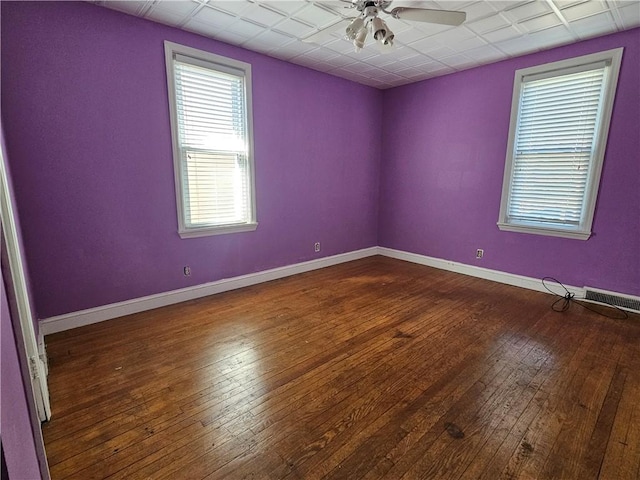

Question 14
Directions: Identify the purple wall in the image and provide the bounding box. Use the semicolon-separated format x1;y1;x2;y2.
1;2;382;319
1;1;638;325
1;271;42;479
379;28;640;296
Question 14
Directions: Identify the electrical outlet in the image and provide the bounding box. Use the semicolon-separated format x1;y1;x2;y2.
183;266;191;276
314;242;321;253
476;249;484;259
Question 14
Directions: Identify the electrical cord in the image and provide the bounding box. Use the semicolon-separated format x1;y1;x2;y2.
541;277;628;320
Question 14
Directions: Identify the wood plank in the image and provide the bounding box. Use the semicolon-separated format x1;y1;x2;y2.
456;310;587;480
40;256;640;480
596;332;640;480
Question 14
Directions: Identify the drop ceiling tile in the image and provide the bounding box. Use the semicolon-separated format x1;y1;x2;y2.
377;60;408;73
244;29;294;51
384;44;410;58
363;78;389;89
503;1;552;23
153;1;200;16
300;47;341;62
241;4;287;27
434;1;476;11
304;20;351;45
146;7;185;26
208;1;252;17
409;37;456;55
392;78;415;87
429;25;477;44
463;43;506;62
406;65;437;77
357;39;396;56
194;5;237;28
316;1;350;14
337;62;373;76
402;0;446;10
183;18;219;37
346;63;380;77
553;0;587;7
324;38;355;54
463;1;502;22
406;58;447;71
482;25;524;42
492;34;538;55
295;4;342;28
389;26;430;44
449;35;489;52
393;49;422;63
617;2;640;29
527;24;575;48
569;12;618;39
467;13;511;34
424;44;458;58
316;61;344;74
210;28;248;45
268;41;316;61
376;71;406;83
328;69;369;84
486;1;529;11
439;53;477;67
99;0;636;89
427;64;456;76
364;54;399;68
330;67;365;81
226;18;267;37
520;13;563;32
240;41;275;55
342;47;380;61
258;1;306;15
413;23;456;37
106;1;150;15
323;55;358;68
392;65;426;77
383;18;414;35
289;55;329;70
273;18;316;37
403;71;432;83
561;1;608;21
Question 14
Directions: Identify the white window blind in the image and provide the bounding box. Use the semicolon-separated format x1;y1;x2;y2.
498;48;623;240
507;66;605;226
165;42;256;238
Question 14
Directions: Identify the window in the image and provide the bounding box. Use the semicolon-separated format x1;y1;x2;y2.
498;48;623;240
165;41;256;238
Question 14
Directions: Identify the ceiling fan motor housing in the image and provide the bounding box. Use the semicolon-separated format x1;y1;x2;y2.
354;0;393;11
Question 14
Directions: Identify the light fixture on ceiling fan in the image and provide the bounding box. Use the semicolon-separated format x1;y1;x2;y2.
304;0;467;52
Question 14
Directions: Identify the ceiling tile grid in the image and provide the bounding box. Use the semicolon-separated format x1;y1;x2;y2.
95;0;640;89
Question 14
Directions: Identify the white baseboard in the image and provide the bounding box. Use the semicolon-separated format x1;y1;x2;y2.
41;245;636;336
377;247;585;298
40;247;378;335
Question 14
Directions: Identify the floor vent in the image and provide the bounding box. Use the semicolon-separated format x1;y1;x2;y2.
583;288;640;313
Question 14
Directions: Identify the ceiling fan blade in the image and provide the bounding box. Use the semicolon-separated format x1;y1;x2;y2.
302;18;351;44
389;7;466;26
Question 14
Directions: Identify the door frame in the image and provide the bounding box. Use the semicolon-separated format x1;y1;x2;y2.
1;134;51;478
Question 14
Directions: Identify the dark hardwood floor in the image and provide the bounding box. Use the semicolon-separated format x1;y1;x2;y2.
42;256;640;479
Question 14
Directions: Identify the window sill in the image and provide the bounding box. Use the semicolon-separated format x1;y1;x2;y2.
497;222;591;240
179;222;258;239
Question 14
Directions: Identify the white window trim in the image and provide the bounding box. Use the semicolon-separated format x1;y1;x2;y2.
497;48;623;240
164;41;257;239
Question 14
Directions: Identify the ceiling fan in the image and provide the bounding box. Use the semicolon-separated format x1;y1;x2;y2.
303;1;467;52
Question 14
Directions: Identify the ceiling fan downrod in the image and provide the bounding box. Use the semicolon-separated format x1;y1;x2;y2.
346;1;394;51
